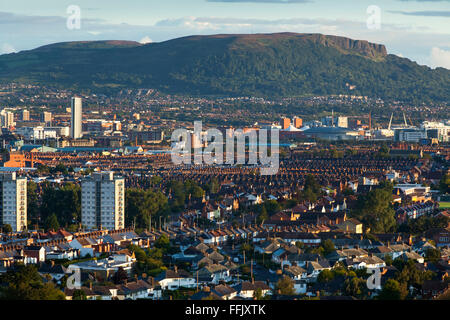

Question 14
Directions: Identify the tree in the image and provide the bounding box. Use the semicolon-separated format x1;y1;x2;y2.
126;188;168;229
378;279;407;300
191;185;205;200
317;269;335;283
253;288;263;300
257;206;268;225
27;181;39;227
150;176;162;187
264;200;281;215
344;277;366;297
40;183;81;228
154;234;171;250
398;215;449;235
425;248;441;264
384;254;393;266
208;177;220;195
439;174;450;194
44;214;60;232
378;144;390;158
396;260;434;292
352;182;396;233
0;265;65;300
295;241;305;249
298;175;322;203
2;224;12;233
54;163;68;175
72;289;87;300
112;267;128;285
322;239;336;256
276;276;296;295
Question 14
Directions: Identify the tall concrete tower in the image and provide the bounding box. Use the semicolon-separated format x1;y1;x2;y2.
71;97;83;139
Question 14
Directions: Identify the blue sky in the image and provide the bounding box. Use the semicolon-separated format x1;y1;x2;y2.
1;0;450;68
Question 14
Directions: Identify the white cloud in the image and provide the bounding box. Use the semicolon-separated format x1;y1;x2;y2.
139;36;153;44
1;43;16;54
430;47;450;69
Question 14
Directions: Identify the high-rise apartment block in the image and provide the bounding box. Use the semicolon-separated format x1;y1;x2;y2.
22;110;30;121
71;97;83;139
81;172;125;230
0;172;27;232
1;110;15;128
293;117;303;128
41;111;52;125
281;118;291;130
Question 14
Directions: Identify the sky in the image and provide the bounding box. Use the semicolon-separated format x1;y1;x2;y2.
1;0;450;69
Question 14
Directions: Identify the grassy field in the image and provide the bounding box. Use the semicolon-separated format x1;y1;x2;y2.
439;202;450;209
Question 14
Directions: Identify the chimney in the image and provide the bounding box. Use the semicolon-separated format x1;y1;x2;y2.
89;282;93;291
204;286;210;292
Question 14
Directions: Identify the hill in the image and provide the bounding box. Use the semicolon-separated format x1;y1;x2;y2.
0;33;449;102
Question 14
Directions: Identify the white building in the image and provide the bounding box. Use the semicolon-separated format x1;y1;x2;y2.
70;97;83;139
394;184;430;196
394;128;427;143
0;172;27;232
336;116;348;128
16;126;57;140
321;116;348;128
421;121;449;142
81;172;125;230
47;126;70;137
0;110;15;128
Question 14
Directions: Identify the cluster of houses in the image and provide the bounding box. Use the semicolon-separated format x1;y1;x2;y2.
0;218;449;300
395;201;437;224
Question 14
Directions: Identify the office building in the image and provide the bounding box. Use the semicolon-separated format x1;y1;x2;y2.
81;172;125;230
421;121;449;142
0;172;27;232
15;127;58;141
71;97;83;139
395;128;427;143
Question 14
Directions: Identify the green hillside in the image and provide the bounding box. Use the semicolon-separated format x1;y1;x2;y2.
0;33;449;102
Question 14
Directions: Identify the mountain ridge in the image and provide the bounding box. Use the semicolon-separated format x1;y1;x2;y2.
0;33;449;103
